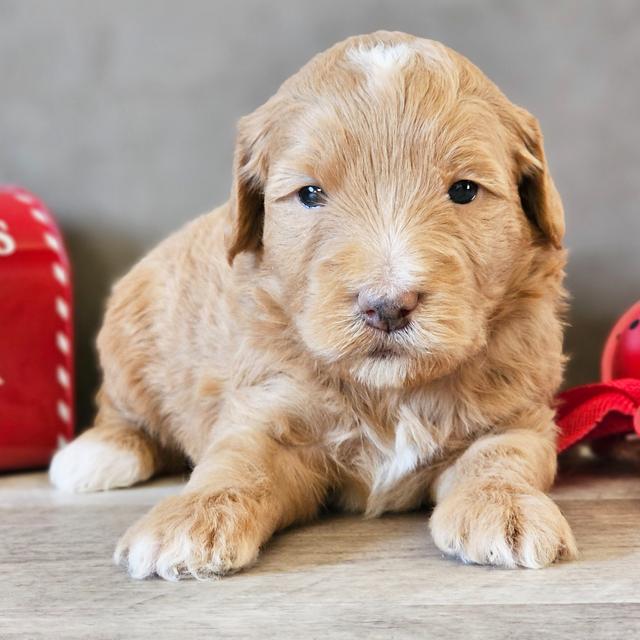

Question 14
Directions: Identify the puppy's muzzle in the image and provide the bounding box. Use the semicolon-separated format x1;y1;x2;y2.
358;290;419;333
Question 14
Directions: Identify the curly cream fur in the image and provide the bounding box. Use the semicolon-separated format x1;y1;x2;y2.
50;31;577;579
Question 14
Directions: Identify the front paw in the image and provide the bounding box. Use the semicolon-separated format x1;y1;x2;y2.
114;490;266;580
429;483;577;569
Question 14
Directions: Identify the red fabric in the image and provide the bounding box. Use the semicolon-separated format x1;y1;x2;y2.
556;379;640;451
0;187;74;470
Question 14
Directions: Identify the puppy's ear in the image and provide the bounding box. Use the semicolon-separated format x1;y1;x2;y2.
511;107;565;249
226;105;272;264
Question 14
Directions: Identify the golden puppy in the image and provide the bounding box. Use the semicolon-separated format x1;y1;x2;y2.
50;31;577;579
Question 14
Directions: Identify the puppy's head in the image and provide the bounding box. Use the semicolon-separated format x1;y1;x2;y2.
226;32;565;388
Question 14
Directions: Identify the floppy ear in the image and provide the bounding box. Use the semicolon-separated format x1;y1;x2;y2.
225;106;272;264
511;107;565;249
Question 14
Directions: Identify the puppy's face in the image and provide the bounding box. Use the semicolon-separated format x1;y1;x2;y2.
228;33;564;388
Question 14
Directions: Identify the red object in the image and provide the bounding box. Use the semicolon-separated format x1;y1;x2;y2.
601;300;640;381
556;300;640;451
0;187;74;470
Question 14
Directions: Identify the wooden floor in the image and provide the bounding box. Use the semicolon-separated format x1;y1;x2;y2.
1;457;639;639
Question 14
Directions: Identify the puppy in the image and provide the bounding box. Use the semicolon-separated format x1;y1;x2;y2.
50;31;577;580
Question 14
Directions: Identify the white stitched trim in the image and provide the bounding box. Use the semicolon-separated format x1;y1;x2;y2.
30;208;49;224
56;366;70;389
52;263;67;286
44;232;61;252
56;332;70;355
55;297;70;321
57;399;71;423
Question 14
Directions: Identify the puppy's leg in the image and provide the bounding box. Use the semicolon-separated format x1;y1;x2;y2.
115;428;328;580
49;398;163;493
429;428;577;568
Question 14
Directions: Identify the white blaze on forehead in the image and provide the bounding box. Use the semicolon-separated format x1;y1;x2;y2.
347;42;414;73
347;42;414;90
347;40;450;90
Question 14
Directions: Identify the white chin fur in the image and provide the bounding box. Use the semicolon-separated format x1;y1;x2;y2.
49;438;145;493
350;355;411;388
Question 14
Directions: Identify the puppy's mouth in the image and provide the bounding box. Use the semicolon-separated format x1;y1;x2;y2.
362;322;417;360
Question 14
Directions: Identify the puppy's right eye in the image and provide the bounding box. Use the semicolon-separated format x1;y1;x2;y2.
298;186;326;208
448;180;478;205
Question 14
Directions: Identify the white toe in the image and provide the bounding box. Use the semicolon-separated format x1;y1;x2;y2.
126;536;160;580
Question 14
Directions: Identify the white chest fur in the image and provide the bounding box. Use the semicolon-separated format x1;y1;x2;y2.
371;421;423;493
351;404;444;515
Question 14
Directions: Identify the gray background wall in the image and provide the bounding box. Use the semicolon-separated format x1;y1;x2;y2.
1;0;639;427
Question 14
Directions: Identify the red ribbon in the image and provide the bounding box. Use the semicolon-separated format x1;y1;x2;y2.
556;379;640;451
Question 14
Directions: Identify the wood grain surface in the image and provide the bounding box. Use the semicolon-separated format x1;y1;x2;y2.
1;460;639;639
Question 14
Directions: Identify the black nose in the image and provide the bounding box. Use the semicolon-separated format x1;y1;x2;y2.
358;290;419;333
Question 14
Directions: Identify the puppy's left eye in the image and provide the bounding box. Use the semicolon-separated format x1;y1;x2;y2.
448;180;478;204
298;185;326;208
